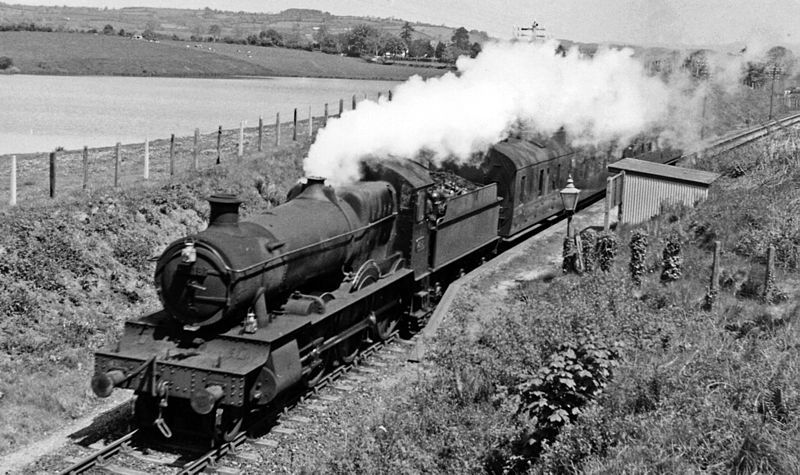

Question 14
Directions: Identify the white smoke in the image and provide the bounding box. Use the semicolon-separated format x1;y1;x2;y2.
304;40;684;185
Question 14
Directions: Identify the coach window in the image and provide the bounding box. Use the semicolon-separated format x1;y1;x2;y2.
528;170;534;195
538;169;544;196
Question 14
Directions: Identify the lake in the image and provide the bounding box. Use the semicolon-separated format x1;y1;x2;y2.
0;75;399;155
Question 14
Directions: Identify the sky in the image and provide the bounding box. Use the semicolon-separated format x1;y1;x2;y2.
6;0;800;48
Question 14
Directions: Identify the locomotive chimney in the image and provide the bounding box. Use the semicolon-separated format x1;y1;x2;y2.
305;176;326;187
208;194;242;227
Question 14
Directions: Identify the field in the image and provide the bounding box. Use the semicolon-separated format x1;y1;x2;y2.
0;31;446;80
0;81;797;471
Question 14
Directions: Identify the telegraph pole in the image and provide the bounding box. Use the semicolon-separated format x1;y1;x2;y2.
768;64;779;121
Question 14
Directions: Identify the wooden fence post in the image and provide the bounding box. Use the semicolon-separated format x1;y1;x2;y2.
617;171;625;225
711;241;721;293
339;98;343;117
764;245;776;302
9;155;16;206
324;103;328;126
216;125;222;164
238;121;244;158
352;94;356;110
114;143;121;188
293;108;297;141
258;116;263;152
169;134;175;176
308;106;313;138
388;90;393;101
144;137;149;179
49;151;56;198
82;146;88;190
193;128;199;171
604;176;614;232
275;112;281;146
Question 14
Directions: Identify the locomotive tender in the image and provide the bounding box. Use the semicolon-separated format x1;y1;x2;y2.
91;135;678;442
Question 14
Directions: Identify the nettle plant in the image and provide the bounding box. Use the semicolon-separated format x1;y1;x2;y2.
595;231;619;272
515;337;619;457
629;229;649;285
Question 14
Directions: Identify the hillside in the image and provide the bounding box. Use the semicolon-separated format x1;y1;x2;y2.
0;3;490;46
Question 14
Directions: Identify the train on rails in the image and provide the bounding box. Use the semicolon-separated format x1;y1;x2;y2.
90;134;680;444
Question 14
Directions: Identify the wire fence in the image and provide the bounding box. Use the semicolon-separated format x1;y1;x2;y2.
2;90;393;207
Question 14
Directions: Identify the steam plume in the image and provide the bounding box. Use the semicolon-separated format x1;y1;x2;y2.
304;40;683;185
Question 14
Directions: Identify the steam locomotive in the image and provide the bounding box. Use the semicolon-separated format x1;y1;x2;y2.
90;135;679;443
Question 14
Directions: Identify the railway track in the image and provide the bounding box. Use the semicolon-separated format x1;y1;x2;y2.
684;112;800;161
46;111;800;475
57;331;405;475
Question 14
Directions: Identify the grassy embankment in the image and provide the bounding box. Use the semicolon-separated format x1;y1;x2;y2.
0;31;445;80
0;75;792;463
322;107;800;471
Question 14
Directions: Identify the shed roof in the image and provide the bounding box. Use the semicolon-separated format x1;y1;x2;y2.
608;158;720;186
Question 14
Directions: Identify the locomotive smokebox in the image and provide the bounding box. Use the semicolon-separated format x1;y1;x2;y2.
208;194;242;227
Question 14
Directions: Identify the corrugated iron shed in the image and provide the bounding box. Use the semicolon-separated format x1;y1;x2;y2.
608;158;719;185
607;158;720;225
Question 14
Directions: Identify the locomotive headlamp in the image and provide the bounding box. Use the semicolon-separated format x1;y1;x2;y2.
180;241;196;264
190;385;224;414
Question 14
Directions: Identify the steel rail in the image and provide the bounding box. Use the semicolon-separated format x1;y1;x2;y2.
683;112;800;161
176;331;400;475
57;429;139;475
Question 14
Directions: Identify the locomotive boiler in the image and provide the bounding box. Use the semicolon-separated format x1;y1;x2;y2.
91;176;414;442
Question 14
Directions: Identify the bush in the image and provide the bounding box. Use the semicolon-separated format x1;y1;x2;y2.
660;231;683;282
0;56;13;70
595;231;619;272
629;229;649;285
580;228;598;273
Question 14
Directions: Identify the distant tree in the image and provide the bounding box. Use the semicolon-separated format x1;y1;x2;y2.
246;33;259;45
314;24;339;53
284;22;310;49
208;24;221;41
765;45;795;78
118;28;126;37
434;41;446;60
191;23;205;38
408;38;434;58
142;28;157;41
441;43;460;63
345;23;381;56
451;27;470;51
0;56;13;70
683;49;709;80
400;21;414;43
469;41;482;58
743;61;767;88
259;28;283;46
102;24;114;35
379;33;406;56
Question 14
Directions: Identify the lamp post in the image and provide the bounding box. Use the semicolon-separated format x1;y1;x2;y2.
560;175;581;237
